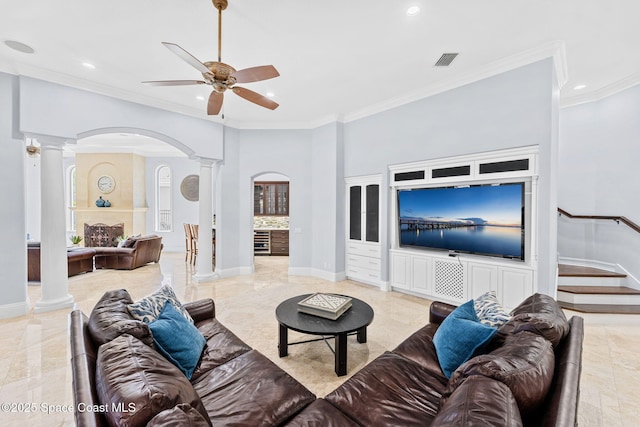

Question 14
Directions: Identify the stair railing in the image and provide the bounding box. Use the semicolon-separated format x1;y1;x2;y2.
557;208;640;234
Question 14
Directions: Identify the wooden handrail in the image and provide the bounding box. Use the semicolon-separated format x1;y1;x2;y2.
558;208;640;234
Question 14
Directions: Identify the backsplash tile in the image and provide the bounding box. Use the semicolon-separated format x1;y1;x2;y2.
254;216;289;229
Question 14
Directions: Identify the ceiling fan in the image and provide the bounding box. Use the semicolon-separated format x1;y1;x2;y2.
143;0;279;115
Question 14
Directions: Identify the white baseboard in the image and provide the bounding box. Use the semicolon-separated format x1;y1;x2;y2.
215;266;253;278
287;267;347;283
558;256;619;272
0;300;30;319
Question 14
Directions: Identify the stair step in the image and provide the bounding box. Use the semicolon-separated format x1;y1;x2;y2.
558;302;640;314
557;285;640;295
558;264;626;278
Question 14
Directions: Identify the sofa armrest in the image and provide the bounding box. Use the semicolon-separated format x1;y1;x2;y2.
429;301;457;325
184;299;215;323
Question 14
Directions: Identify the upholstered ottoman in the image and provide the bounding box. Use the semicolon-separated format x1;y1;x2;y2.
67;248;96;277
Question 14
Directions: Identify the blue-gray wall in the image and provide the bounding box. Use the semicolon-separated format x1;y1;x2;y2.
559;84;640;285
0;73;29;317
342;59;558;294
0;58;563;316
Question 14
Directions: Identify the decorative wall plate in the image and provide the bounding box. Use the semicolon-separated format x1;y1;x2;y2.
180;174;199;201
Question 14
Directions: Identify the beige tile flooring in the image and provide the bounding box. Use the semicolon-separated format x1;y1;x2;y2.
0;253;639;426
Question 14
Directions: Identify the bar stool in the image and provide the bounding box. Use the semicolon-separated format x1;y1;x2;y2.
183;223;193;263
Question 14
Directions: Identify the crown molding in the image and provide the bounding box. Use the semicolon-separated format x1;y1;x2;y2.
560;72;640;109
1;62;218;121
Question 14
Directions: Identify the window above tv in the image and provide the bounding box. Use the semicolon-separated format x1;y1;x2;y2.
389;146;537;186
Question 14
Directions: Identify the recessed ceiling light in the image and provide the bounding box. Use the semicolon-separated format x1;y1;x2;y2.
266;92;275;98
82;62;96;69
196;95;205;101
573;84;586;90
407;6;420;16
4;40;35;54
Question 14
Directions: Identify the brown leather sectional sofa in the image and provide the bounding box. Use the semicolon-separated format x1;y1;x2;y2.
93;235;163;270
70;291;583;426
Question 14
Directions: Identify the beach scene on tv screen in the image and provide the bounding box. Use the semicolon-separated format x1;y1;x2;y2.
398;184;523;258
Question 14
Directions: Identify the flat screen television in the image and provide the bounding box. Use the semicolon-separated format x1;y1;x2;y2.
397;183;524;260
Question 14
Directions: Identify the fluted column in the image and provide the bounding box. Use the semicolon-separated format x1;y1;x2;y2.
34;136;74;313
193;158;219;281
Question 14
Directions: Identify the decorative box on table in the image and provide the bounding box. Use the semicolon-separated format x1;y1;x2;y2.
297;293;353;320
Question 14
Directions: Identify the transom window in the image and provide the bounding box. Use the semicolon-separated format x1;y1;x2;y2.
156;165;172;231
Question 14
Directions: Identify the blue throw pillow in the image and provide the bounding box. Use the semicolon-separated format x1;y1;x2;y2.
433;300;497;378
149;302;206;379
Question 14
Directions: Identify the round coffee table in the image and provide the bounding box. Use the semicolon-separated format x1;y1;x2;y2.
275;294;374;376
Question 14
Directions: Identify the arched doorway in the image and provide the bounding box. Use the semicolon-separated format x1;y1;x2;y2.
252;172;290;274
67;131;193;251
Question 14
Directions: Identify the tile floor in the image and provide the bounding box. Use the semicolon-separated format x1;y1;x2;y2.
0;253;639;426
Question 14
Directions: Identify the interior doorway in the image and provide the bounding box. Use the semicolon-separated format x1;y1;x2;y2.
252;173;290;273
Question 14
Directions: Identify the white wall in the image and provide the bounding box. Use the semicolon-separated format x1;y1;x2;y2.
0;73;29;318
18;77;223;160
311;122;345;279
558;84;640;286
218;128;313;274
0;58;565;317
342;59;559;295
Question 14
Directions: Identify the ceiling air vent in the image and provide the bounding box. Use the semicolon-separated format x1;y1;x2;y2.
435;53;459;67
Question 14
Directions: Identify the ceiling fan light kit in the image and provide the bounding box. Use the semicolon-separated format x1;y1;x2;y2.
143;0;279;116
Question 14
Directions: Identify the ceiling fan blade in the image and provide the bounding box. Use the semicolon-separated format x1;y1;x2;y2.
161;42;211;75
208;91;224;115
232;87;279;110
232;65;280;83
142;80;207;86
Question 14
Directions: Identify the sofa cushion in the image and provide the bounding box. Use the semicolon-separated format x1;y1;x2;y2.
149;302;206;379
446;331;555;416
325;351;448;427
96;334;210;427
127;284;194;324
511;292;566;317
190;318;252;382
433;300;497;378
88;289;153;346
121;234;141;248
473;291;511;327
147;403;211;427
392;323;444;377
433;376;522;427
499;312;570;348
193;350;315;426
284;399;360;427
500;293;570;347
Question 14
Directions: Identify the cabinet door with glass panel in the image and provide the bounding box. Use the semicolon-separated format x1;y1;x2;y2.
254;182;289;215
348;181;380;243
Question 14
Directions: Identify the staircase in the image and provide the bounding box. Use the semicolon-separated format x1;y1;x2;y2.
557;264;640;314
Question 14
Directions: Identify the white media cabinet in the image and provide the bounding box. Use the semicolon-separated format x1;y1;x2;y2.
387;146;539;309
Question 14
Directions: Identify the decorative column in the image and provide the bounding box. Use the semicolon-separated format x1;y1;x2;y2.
193;158;219;281
34;135;74;313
